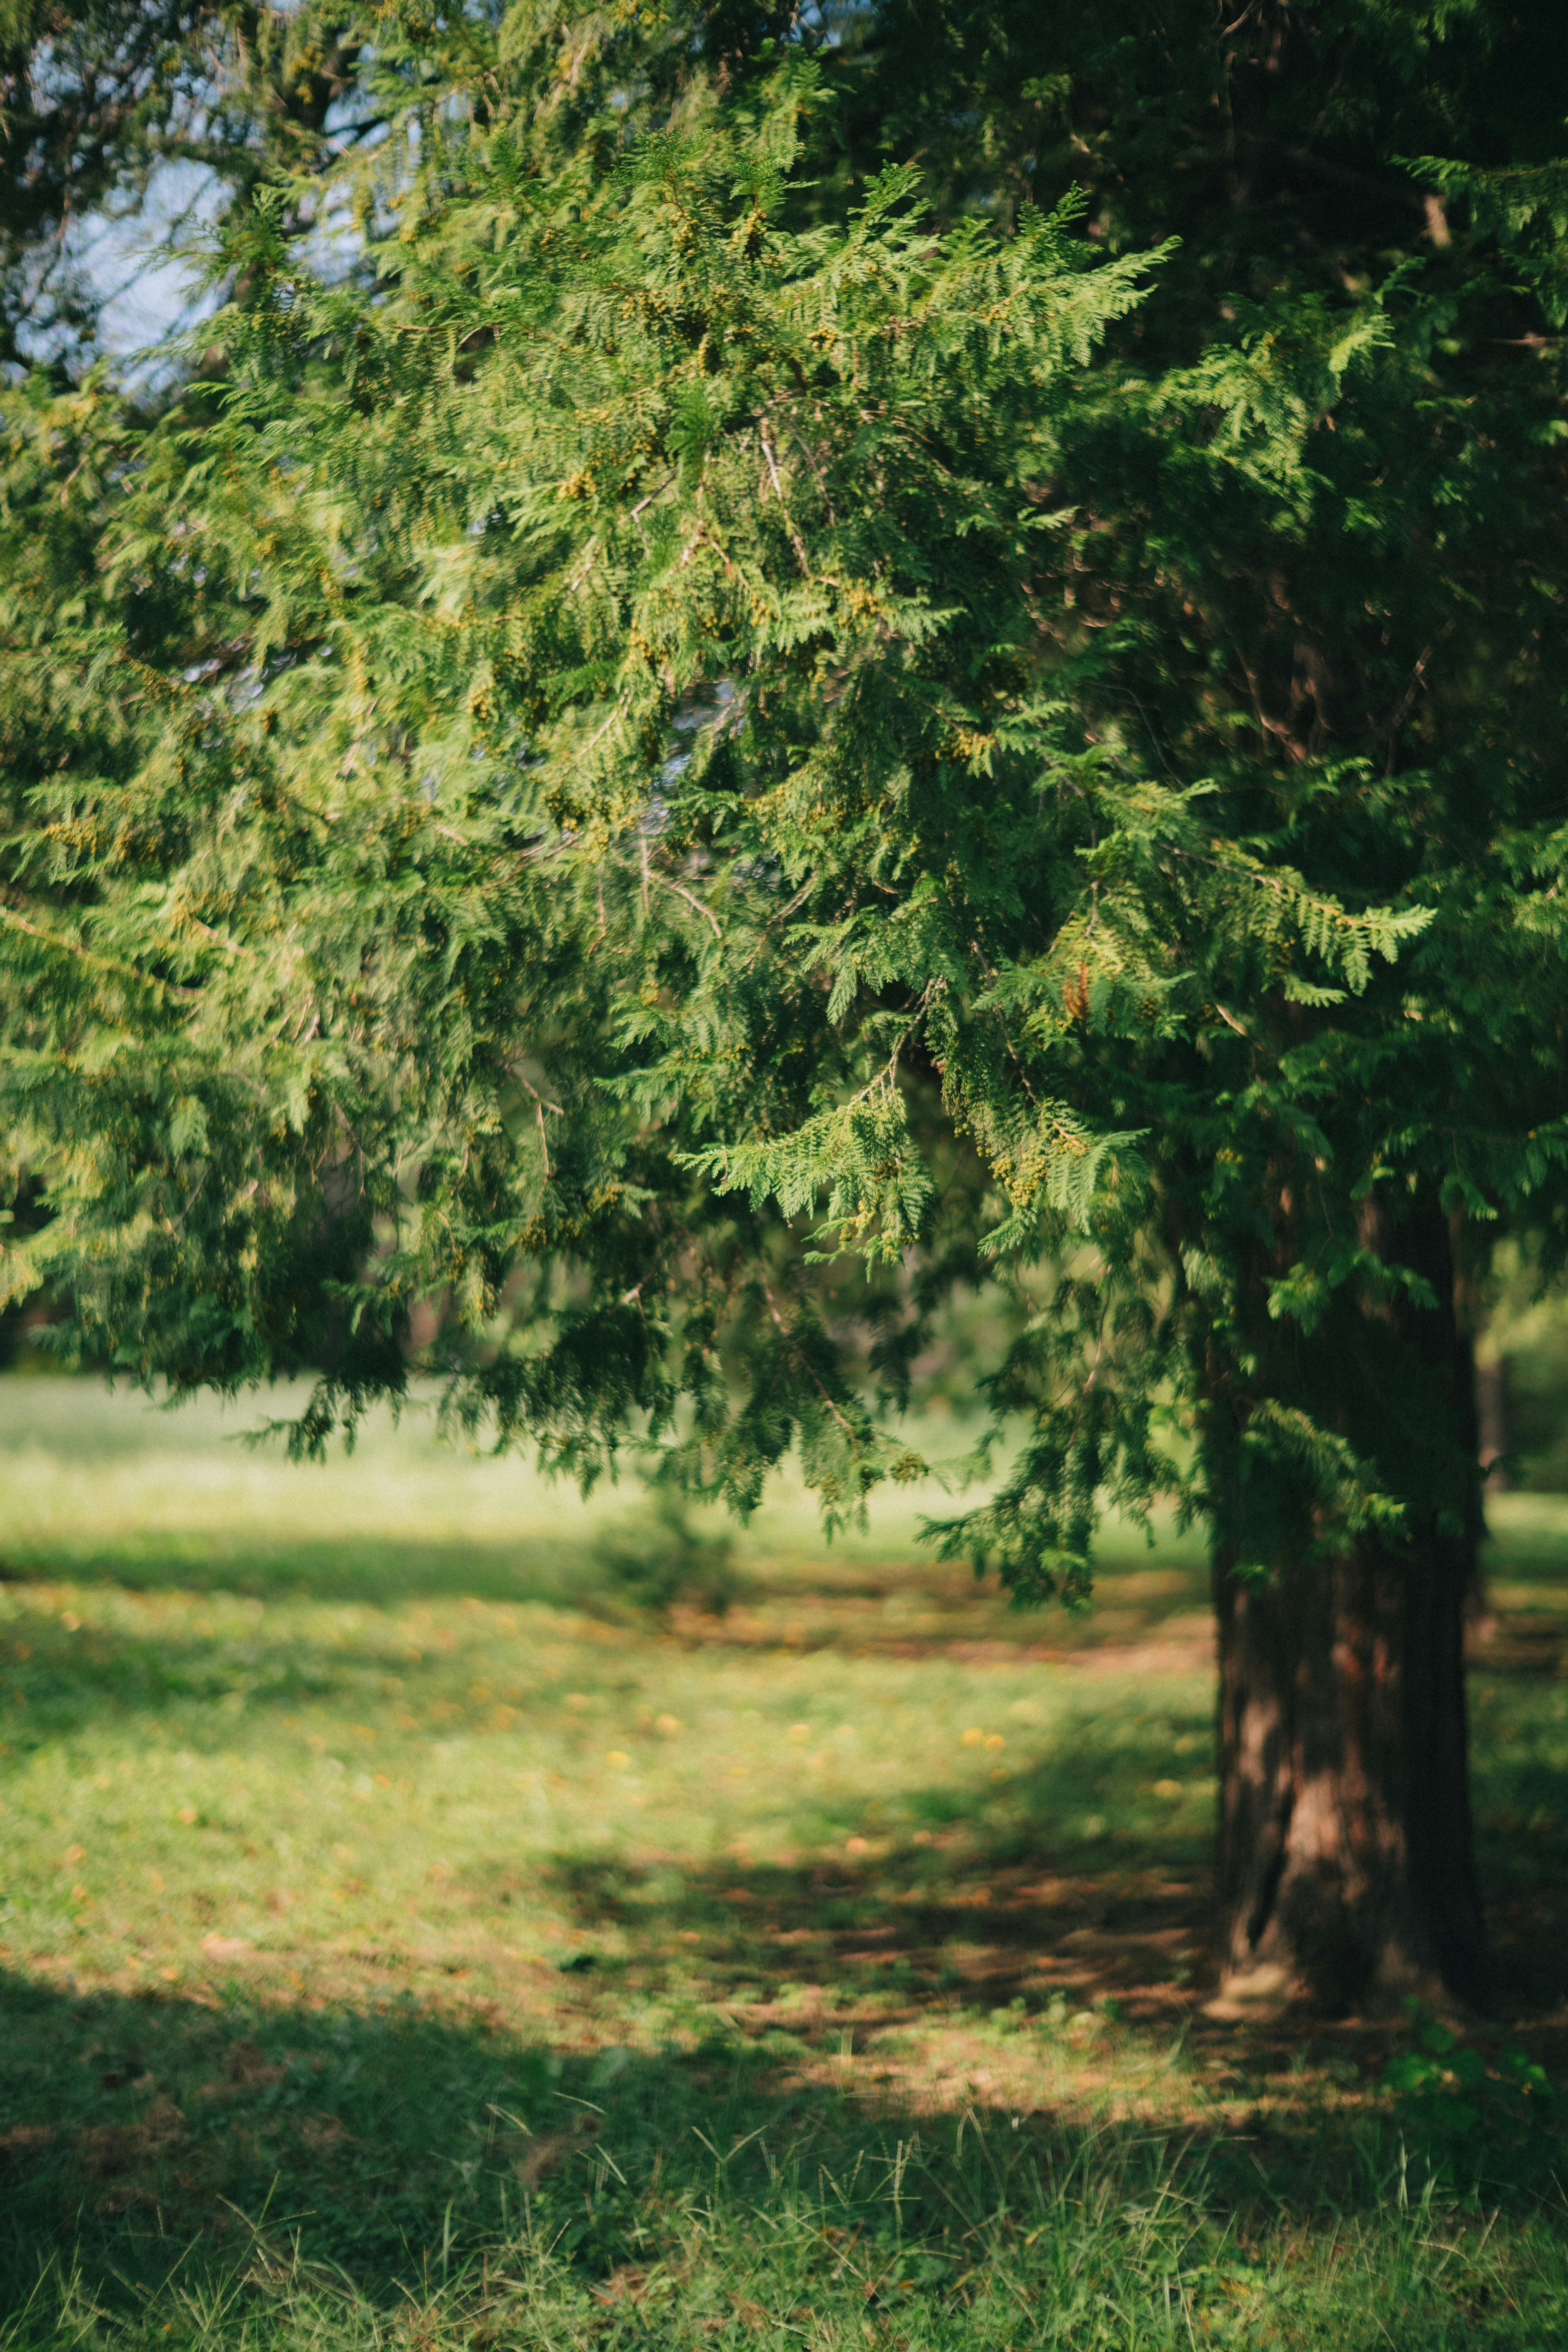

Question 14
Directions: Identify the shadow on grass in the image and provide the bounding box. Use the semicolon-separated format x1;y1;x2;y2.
0;1587;594;1759
532;1839;1210;2025
0;1967;1082;2302
5;1962;1567;2352
511;1720;1221;2027
0;1582;1208;1772
0;1534;638;1612
0;1521;1086;1633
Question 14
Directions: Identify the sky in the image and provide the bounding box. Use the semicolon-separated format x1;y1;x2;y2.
71;160;223;370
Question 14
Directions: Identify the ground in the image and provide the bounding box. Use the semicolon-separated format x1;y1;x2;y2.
2;1380;1567;2348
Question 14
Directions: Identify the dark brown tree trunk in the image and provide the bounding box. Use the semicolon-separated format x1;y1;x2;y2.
1206;1198;1488;2016
1214;1521;1483;2014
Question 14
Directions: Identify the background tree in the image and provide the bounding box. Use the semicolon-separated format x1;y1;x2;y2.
0;0;380;368
4;2;1568;2016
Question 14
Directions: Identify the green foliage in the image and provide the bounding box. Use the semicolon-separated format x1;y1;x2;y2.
3;5;1568;1608
1383;2009;1554;2166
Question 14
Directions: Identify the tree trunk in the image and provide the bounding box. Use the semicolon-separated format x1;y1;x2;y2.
1214;1522;1484;2014
1206;1199;1488;2016
1476;1351;1512;1493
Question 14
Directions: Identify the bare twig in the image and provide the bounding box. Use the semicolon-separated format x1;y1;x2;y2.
652;871;722;938
759;425;812;576
0;904;199;997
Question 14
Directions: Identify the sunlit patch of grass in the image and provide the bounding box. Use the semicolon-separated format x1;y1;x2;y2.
0;1381;1221;2039
0;1565;1216;2021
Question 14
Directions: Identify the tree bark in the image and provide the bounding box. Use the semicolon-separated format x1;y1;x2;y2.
1214;1520;1483;2014
1206;1199;1488;2016
1476;1351;1512;1492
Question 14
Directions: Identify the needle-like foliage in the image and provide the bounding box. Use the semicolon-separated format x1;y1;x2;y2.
0;14;1563;1592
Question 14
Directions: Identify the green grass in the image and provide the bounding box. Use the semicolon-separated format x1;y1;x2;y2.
2;1378;1568;2348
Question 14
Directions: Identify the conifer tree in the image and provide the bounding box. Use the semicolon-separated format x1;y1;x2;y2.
4;2;1568;2012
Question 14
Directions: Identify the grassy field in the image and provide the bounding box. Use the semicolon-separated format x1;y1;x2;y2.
2;1379;1568;2349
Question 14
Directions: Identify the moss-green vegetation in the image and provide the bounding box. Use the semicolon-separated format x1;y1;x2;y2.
2;1382;1566;2347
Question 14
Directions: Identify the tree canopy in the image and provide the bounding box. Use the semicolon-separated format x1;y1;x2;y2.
5;0;1568;2005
